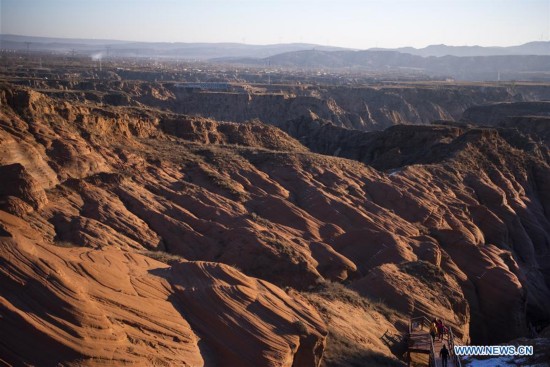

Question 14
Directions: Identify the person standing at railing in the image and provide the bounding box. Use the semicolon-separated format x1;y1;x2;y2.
440;344;449;367
430;319;438;342
436;319;445;341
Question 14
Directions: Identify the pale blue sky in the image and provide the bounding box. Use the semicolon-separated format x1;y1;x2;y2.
1;0;549;49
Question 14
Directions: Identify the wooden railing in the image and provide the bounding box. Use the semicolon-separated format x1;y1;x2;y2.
409;316;436;366
408;316;463;367
446;324;462;367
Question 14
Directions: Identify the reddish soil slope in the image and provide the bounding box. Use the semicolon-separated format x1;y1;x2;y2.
1;82;549;366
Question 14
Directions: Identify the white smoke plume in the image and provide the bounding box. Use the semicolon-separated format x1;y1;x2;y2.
91;52;104;61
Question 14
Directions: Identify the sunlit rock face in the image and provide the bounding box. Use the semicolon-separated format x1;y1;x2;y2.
1;76;549;366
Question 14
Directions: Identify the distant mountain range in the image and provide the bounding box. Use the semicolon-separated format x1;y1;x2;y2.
0;34;349;60
371;41;550;57
2;34;550;59
3;34;550;81
253;49;550;81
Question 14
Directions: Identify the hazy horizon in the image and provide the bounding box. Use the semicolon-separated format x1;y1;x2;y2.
1;0;550;49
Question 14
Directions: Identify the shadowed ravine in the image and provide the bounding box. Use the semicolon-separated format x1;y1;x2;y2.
1;62;550;366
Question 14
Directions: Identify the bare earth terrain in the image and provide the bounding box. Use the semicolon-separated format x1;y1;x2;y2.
1;53;549;366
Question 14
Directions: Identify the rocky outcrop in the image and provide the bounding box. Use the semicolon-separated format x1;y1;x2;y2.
162;84;526;131
170;261;327;367
280;118;466;170
160;117;308;152
0;211;327;367
13;77;550;132
462;101;550;152
1;80;550;366
462;101;550;125
0;163;47;212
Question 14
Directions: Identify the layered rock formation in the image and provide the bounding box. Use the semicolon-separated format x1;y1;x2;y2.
0;211;326;366
8;70;550;132
146;83;550;131
462;101;550;150
1;77;550;366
